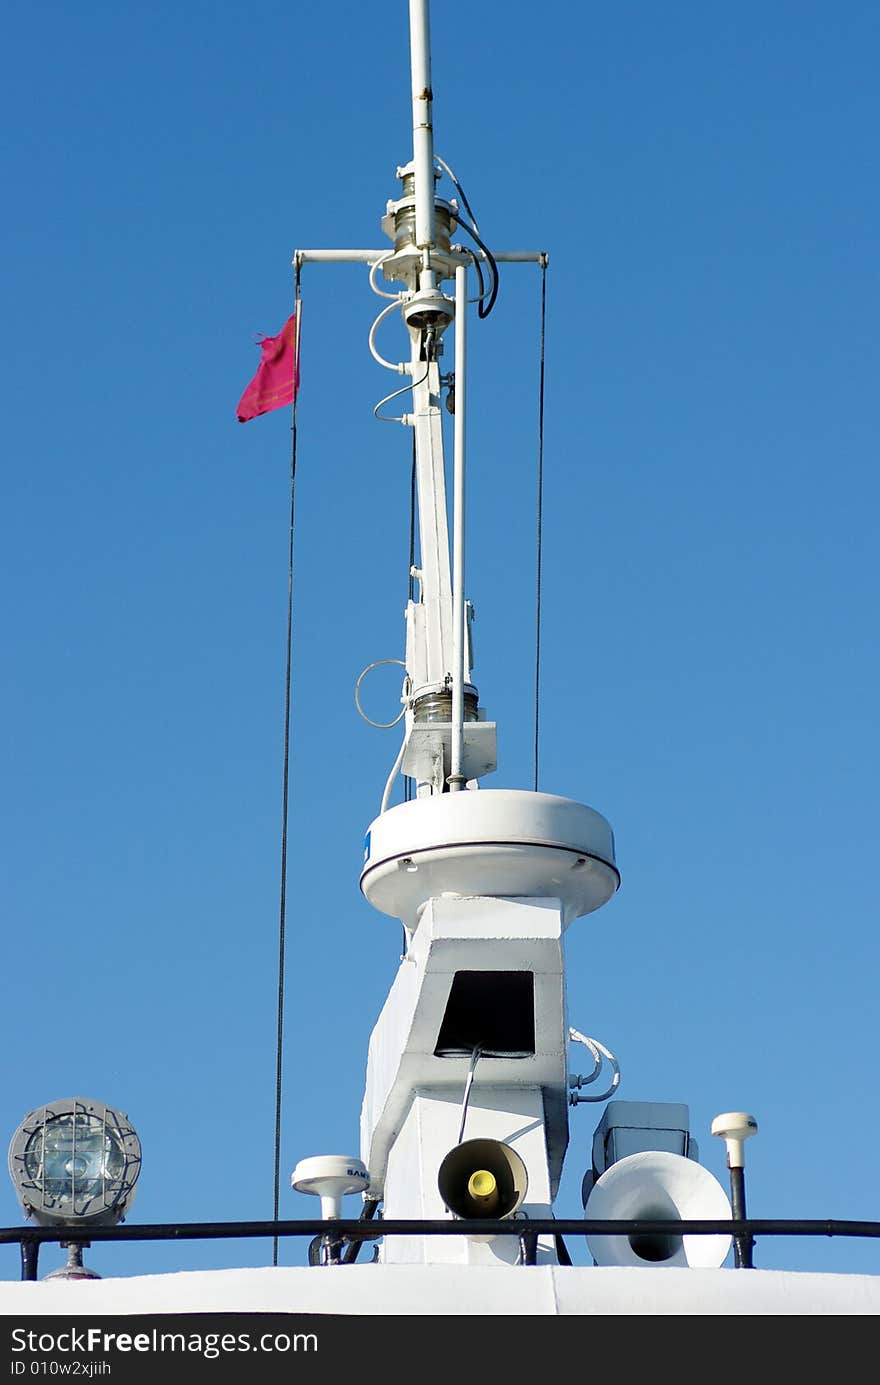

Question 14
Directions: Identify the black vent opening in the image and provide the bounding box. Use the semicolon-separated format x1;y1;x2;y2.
434;971;535;1058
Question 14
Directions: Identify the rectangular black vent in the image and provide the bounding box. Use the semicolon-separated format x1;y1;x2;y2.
434;971;535;1058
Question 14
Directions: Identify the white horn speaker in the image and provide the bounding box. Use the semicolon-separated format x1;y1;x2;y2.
584;1150;732;1268
438;1138;528;1240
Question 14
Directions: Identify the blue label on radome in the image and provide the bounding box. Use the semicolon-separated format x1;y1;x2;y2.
363;831;371;862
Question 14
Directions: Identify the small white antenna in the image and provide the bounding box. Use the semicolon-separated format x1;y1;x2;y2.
291;1155;371;1267
291;1155;370;1222
712;1112;758;1269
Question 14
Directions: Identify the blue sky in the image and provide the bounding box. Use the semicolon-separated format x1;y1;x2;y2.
2;0;878;1280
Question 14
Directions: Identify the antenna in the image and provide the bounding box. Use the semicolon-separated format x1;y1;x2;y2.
712;1112;758;1269
291;1156;370;1266
408;0;437;282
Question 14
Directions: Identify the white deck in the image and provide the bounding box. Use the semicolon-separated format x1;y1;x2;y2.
2;1264;879;1316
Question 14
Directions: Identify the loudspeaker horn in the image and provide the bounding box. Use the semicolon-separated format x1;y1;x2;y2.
583;1150;732;1268
438;1138;528;1240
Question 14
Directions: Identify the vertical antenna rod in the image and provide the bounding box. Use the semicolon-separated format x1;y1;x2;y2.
409;0;437;282
449;263;468;789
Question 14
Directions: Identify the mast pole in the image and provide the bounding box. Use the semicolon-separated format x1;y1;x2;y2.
409;0;437;286
449;263;468;790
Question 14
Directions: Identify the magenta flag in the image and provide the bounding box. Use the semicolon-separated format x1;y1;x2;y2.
236;312;299;422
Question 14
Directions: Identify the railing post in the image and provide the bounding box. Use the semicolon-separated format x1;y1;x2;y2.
731;1176;755;1269
20;1239;39;1281
519;1228;538;1266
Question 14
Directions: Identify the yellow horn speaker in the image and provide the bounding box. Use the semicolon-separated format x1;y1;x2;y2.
438;1139;528;1240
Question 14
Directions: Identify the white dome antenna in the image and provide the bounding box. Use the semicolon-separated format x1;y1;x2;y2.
291;1156;370;1266
291;1155;369;1220
711;1112;758;1269
711;1112;758;1169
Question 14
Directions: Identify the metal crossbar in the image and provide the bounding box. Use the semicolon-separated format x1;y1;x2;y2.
3;1217;880;1281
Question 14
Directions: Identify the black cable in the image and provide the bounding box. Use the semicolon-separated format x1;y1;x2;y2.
435;154;482;235
434;158;498;317
341;1198;382;1264
533;258;547;792
465;246;487;309
455;215;500;318
373;362;431;423
272;270;301;1266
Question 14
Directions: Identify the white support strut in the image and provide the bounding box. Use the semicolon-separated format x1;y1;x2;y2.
293;249;549;267
449;263;468;789
406;350;453;698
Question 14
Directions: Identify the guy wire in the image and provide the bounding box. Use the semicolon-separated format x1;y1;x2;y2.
533;258;547;792
273;268;301;1265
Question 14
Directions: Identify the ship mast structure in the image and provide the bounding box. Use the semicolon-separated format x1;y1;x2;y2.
294;0;619;1265
6;0;880;1316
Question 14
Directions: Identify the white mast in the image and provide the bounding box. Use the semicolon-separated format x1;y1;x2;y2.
449;260;468;791
353;0;620;1265
291;0;619;1270
393;0;485;797
292;0;620;1270
409;0;437;281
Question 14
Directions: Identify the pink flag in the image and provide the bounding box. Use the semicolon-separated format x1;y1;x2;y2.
236;311;299;422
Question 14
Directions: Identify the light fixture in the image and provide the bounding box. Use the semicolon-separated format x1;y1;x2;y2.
8;1097;142;1247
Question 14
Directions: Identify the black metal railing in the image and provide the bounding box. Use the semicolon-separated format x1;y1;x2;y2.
3;1217;880;1280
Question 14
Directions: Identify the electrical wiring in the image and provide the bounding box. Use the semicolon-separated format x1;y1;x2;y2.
568;1028;621;1103
369;299;408;372
381;733;408;815
455;215;499;318
368;251;401;301
434;154;481;233
373;362;430;423
355;661;412;814
456;1046;482;1144
434;153;500;317
355;659;409;728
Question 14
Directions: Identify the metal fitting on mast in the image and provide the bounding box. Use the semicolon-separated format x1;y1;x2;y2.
411;686;479;725
381;167;460;313
384;167;458;258
381;0;464;299
402;287;454;335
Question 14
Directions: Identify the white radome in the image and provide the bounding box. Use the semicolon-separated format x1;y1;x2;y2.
361;789;619;928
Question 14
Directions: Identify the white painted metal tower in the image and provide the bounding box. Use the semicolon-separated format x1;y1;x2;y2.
354;0;620;1264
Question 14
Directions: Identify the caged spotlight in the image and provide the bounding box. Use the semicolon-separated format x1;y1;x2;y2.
8;1097;142;1230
